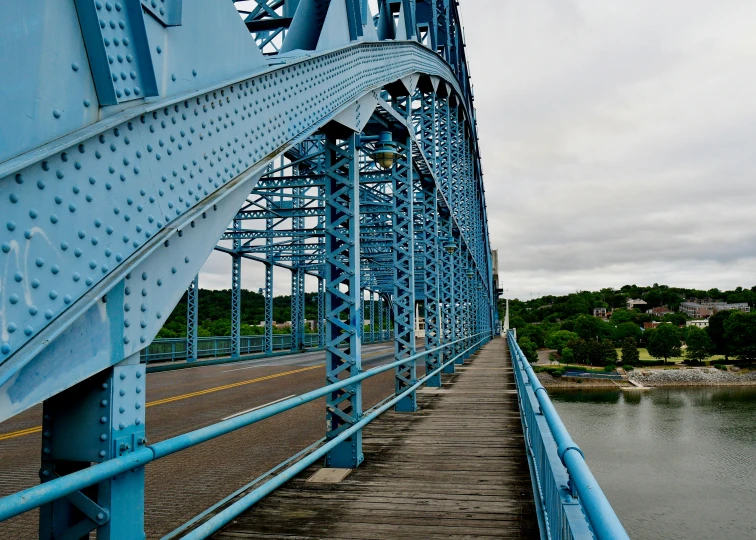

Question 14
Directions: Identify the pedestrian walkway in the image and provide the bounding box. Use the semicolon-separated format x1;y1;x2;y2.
213;338;539;539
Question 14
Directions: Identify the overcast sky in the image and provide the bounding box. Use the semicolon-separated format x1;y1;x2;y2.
462;0;756;300
200;1;756;300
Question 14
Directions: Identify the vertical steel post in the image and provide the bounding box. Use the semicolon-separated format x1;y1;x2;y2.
378;293;385;341
317;276;325;348
39;353;146;540
392;131;417;412
370;290;376;343
423;183;442;386
231;218;242;359
324;132;363;468
187;275;198;363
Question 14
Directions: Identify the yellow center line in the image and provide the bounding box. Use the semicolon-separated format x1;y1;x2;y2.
0;426;42;442
0;347;396;442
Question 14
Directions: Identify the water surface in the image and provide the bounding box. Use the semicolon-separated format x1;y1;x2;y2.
550;387;756;540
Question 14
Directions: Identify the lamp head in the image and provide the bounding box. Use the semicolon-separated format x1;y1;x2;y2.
371;131;398;170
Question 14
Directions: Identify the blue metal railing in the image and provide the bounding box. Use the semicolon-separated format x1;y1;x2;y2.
507;331;630;540
141;333;394;363
0;333;490;538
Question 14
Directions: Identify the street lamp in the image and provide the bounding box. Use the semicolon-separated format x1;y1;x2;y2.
361;131;398;169
443;237;457;254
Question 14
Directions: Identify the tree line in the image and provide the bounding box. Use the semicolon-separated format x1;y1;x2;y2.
504;284;756;366
157;289;384;338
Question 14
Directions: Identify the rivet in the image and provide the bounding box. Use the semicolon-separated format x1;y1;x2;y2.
24;326;33;336
9;294;19;304
99;450;107;457
100;434;107;441
53;110;61;119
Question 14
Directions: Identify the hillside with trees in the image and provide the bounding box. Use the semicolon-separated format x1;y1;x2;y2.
502;284;756;365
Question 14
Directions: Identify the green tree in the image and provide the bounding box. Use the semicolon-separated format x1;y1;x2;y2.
610;309;635;324
573;314;611;342
545;330;580;354
647;324;682;363
561;347;574;364
724;311;756;360
601;339;618;364
684;326;714;364
661;312;687;326
707;310;735;358
621;337;640;365
612;321;642;344
518;336;539;364
518;324;546;348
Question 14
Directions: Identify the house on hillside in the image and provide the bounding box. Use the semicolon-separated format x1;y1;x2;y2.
646;306;673;316
686;320;709;329
593;307;609;319
627;298;647;310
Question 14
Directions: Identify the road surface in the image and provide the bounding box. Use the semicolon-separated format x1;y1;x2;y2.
0;342;425;538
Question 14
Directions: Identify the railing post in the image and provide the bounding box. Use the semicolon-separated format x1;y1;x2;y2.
186;275;198;363
39;353;146;540
393;127;418;412
323;131;363;468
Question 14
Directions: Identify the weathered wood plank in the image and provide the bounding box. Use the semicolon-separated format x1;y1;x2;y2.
211;338;539;539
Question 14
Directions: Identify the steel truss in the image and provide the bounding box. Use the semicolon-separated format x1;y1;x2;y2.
0;2;497;537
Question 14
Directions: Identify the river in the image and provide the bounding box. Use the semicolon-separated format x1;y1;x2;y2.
550;386;756;540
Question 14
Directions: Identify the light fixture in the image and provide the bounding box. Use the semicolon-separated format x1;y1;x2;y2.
442;236;457;254
369;131;398;169
466;269;474;278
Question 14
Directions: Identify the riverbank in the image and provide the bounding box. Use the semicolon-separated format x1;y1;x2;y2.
537;367;756;388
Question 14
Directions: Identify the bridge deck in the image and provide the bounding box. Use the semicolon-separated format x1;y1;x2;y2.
214;338;538;539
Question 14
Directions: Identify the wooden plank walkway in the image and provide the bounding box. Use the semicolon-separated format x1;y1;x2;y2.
213;338;539;539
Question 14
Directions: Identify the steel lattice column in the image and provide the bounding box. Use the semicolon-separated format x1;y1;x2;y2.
317;276;325;348
422;182;442;386
392;134;417;412
453;245;464;365
439;215;455;374
324;132;363;468
378;294;385;341
187;275;198;362
231;218;242;358
291;183;306;352
291;266;305;351
39;353;146;539
264;216;274;354
370;291;376;343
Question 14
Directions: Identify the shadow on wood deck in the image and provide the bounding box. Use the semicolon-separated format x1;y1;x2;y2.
213;338;539;539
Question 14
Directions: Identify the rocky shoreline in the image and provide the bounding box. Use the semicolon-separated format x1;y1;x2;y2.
537;367;756;388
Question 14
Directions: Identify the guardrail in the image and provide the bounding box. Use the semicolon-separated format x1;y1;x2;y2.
0;333;490;538
141;333;394;363
507;331;630;540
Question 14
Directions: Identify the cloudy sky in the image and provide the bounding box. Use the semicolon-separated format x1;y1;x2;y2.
201;0;756;300
461;0;756;300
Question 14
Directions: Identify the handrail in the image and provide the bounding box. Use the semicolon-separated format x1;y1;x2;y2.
0;333;489;526
507;331;630;540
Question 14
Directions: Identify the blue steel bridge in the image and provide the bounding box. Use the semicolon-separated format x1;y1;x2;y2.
0;1;628;539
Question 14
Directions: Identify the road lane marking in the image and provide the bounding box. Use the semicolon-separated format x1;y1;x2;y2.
0;426;42;442
221;395;297;421
0;365;324;442
145;365;323;407
0;347;400;442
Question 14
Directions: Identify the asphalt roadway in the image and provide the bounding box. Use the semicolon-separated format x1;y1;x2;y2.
0;342;425;539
